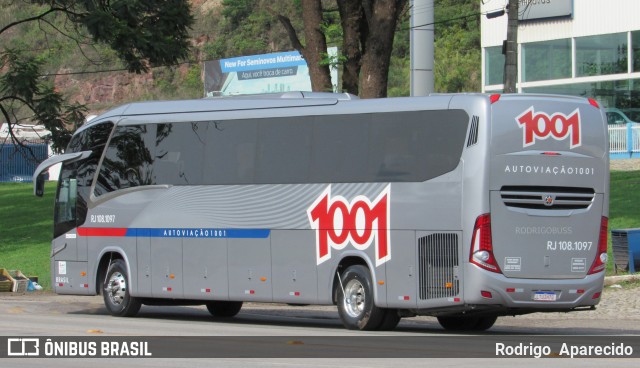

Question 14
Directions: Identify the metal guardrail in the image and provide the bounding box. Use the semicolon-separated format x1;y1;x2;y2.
608;123;640;159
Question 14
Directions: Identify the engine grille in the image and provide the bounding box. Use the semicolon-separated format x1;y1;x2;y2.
500;186;595;210
418;233;459;300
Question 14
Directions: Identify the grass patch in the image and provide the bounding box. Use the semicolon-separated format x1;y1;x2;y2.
0;181;56;290
607;170;640;275
0;170;639;291
606;279;640;290
609;171;640;229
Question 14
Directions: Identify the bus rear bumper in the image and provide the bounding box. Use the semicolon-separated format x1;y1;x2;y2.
460;265;605;311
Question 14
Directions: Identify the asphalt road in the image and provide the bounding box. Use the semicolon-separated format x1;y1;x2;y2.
0;291;639;367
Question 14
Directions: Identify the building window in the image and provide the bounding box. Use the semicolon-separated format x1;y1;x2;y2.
522;78;640;111
633;30;640;72
576;33;628;77
522;39;572;82
485;46;504;85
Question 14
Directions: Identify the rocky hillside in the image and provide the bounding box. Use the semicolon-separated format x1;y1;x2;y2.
54;69;155;110
54;0;223;115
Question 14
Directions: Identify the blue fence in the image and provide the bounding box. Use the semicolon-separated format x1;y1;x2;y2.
0;144;49;182
609;123;640;159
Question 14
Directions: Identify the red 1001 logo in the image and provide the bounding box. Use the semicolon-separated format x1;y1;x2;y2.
307;185;391;266
517;107;581;148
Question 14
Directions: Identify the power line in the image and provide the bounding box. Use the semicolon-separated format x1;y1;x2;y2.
38;60;199;77
403;7;503;30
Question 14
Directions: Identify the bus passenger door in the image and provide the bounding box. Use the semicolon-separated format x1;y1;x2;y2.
53;170;79;262
52;166;90;294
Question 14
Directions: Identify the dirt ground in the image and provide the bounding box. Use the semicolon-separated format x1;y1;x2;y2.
610;158;640;171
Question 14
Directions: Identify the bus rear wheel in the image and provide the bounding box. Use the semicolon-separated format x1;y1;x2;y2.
206;301;243;317
437;315;497;331
337;265;385;330
473;315;498;331
103;259;141;317
437;316;478;331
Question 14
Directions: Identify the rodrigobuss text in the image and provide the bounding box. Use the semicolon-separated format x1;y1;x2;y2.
33;91;609;331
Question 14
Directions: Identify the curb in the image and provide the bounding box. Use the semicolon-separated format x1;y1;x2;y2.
604;274;640;286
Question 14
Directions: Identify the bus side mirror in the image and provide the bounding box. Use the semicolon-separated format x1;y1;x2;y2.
35;173;45;197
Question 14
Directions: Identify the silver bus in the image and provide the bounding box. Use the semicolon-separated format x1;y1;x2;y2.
34;92;609;331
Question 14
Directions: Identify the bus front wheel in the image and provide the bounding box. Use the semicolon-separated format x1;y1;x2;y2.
378;309;401;330
337;265;385;330
103;259;141;317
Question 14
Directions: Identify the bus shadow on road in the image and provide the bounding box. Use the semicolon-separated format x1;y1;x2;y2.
68;304;640;336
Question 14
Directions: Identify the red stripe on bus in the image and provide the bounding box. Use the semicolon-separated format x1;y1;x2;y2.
77;228;127;237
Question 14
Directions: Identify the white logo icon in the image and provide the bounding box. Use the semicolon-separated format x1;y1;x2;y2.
7;338;40;356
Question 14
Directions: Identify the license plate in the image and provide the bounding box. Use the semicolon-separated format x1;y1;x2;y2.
533;292;557;301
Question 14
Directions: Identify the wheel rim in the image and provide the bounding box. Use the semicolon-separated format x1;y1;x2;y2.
343;279;366;318
106;271;127;306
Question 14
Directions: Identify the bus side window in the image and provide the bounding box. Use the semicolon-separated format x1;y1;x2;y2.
95;124;155;194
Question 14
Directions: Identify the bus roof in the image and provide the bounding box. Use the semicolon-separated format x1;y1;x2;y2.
80;92;594;134
87;92;355;124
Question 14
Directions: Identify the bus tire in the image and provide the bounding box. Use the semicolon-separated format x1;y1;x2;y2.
377;309;401;331
472;315;498;331
103;259;141;317
436;315;479;331
337;265;385;330
206;301;243;318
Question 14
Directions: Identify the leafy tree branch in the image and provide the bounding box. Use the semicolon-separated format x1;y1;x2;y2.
1;0;194;153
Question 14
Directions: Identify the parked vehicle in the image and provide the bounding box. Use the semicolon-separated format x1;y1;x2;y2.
621;108;640;123
605;108;640;153
606;108;639;125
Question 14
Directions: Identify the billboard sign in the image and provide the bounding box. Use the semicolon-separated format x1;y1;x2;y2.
518;0;573;21
204;49;337;96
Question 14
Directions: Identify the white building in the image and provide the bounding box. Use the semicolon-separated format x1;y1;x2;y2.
481;0;640;110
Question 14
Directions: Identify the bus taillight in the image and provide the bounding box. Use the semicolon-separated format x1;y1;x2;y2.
588;217;609;274
470;214;502;273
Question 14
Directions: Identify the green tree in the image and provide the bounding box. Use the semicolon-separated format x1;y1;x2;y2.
433;0;481;93
203;1;301;61
208;0;480;97
379;0;482;96
1;0;194;154
273;0;409;98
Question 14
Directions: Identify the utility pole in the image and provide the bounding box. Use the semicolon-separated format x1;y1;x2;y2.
410;0;434;96
503;0;518;93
